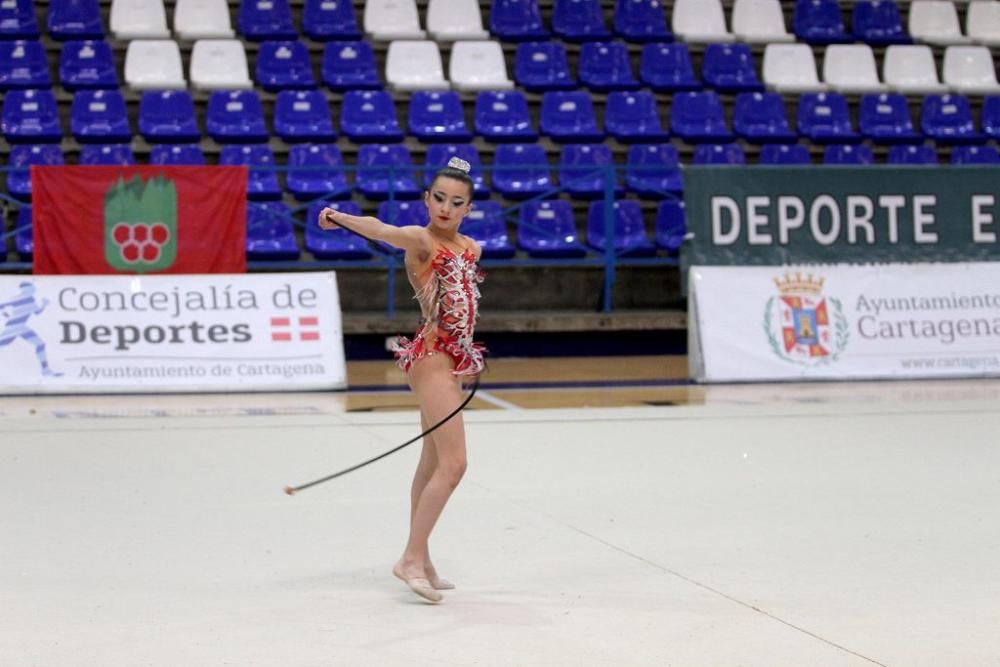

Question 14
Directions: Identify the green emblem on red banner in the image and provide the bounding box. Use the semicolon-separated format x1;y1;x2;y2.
104;175;178;273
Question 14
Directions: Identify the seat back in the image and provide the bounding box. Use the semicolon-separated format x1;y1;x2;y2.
274;89;336;142
48;0;104;40
851;0;907;45
540;91;601;140
639;41;698;90
858;92;916;141
823;44;885;93
670;90;730;140
150;143;205;164
219;143;281;198
823;144;874;164
587;199;649;251
731;0;792;43
693;143;746;164
672;0;731;42
758;143;811;164
559;143;615;196
654;199;686;251
321;40;380;90
474;90;536;140
762;43;825;92
732;91;794;140
110;0;169;39
2;89;62;142
966;1;1000;45
450;40;513;91
950;145;1000;165
7;144;64;198
139;90;199;141
887;144;938;165
190;39;252;90
460;201;512;258
0;0;39;39
882;44;945;93
206;90;268;142
71;89;131;142
909;0;965;44
340;89;403;141
921;93;978;142
492;143;552;197
237;0;296;40
174;0;233;40
125;39;185;90
59;39;118;90
942;45;1000;92
287;143;350;198
302;0;361;40
0;40;50;89
605;90;666;140
625;143;682;195
408;91;470;141
364;0;425;40
702;42;761;92
981;95;1000;138
79;143;135;165
578;41;637;90
792;0;848;43
386;40;449;91
613;0;671;42
515;41;575;91
552;0;609;41
255;40;316;91
427;0;487;40
489;0;547;40
356;144;420;198
797;91;855;139
518;199;581;254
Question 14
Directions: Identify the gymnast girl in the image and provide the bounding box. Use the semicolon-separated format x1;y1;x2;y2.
318;157;485;603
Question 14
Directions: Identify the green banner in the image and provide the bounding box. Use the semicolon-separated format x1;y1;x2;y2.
682;166;1000;272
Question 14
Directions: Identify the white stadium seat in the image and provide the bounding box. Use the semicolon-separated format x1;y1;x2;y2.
111;0;170;39
672;0;734;42
173;0;234;40
823;44;887;94
909;1;970;45
190;39;253;90
449;40;514;91
386;40;450;91
883;44;949;93
763;43;827;92
364;0;425;41
965;1;1000;47
426;0;488;41
731;0;794;43
942;45;1000;94
124;39;185;89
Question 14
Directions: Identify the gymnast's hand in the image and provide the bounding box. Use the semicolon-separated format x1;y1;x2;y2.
318;207;341;230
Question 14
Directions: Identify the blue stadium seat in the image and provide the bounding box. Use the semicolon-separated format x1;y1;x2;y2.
274;90;336;143
321;40;381;90
424;143;489;199
304;200;373;260
733;92;796;143
702;43;763;93
625;143;682;197
797;92;860;144
670;91;733;143
951;145;1000;165
578;41;639;91
461;201;515;259
823;144;875;165
693;143;747;165
408;91;472;143
340;90;403;143
858;93;919;143
982;96;1000;140
921;94;980;145
79;143;135;165
587;199;655;256
852;0;908;45
71;89;131;144
246;202;300;261
886;144;938;165
514;41;576;92
552;0;610;41
59;40;117;90
0;0;39;38
237;0;297;41
559;143;622;199
15;206;33;259
655;199;685;253
206;90;269;143
302;0;361;41
758;143;812;164
604;90;668;143
518;200;587;257
149;143;206;165
492;143;552;199
356;144;421;200
286;143;352;200
540;91;603;142
218;144;282;200
48;0;104;40
6;144;63;200
793;0;851;44
489;0;549;41
138;91;199;143
639;42;699;92
0;41;50;90
613;0;672;42
474;90;538;142
256;41;316;91
2;90;61;143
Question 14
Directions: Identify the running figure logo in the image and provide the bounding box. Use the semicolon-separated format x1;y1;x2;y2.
0;282;62;377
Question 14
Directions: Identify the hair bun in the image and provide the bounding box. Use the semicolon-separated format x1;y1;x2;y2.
447;156;472;173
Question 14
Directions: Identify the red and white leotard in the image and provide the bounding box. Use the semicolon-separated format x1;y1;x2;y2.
393;243;486;376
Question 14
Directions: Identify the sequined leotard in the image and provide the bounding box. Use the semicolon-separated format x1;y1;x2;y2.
393;243;486;376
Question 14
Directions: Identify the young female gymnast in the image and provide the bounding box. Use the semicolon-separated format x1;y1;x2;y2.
318;158;485;603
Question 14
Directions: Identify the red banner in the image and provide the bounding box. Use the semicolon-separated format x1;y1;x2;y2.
32;166;247;275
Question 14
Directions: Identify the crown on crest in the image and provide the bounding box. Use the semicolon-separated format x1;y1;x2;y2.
447;156;472;173
774;272;824;294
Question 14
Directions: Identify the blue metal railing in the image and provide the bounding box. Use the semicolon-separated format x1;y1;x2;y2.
0;163;682;314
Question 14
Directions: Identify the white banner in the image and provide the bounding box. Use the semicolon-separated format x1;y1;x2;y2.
689;263;1000;382
0;273;347;394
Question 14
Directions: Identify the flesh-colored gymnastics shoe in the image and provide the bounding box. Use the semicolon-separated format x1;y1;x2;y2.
429;575;455;591
393;565;443;603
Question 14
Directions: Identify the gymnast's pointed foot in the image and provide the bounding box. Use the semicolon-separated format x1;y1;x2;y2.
393;561;443;603
426;563;455;590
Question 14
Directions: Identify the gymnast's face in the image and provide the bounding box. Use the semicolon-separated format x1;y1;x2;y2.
425;176;473;232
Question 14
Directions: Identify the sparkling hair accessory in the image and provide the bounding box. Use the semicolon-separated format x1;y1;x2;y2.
447;156;472;173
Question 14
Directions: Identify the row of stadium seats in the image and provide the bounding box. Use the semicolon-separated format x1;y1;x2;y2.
6;0;999;47
5;197;688;263
7;85;1000;147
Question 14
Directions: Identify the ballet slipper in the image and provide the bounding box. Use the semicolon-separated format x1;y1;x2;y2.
393;565;443;603
429;575;455;591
